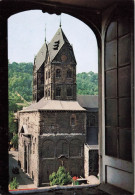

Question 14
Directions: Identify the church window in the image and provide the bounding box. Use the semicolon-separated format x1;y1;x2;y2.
70;114;76;126
67;87;72;96
67;70;72;78
48;89;50;96
56;87;61;97
56;69;61;78
46;71;48;79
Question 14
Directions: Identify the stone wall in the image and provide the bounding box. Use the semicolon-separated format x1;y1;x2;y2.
38;110;86;185
39;111;86;134
18;111;40;186
39;134;85;185
44;44;76;101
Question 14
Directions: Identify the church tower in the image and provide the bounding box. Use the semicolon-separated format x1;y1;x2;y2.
33;27;77;102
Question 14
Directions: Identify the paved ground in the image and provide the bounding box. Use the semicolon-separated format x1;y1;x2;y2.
9;151;36;190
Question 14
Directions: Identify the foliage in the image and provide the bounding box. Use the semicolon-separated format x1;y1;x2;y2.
77;71;98;95
9;177;19;190
49;166;72;186
11;134;18;149
8;61;33;145
8;61;33;103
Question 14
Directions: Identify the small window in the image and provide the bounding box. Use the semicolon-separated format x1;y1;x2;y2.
67;70;72;78
56;69;61;78
46;71;48;79
56;87;61;97
70;114;76;126
67;87;72;96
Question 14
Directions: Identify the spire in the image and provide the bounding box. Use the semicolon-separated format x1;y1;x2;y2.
45;24;46;43
59;15;62;28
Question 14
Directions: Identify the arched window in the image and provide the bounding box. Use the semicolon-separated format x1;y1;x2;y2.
56;69;61;78
67;69;72;78
56;87;61;97
67;87;72;96
70;114;76;126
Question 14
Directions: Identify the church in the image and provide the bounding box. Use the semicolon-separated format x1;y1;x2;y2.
18;27;87;186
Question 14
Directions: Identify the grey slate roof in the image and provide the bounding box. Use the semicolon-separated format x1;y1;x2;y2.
34;43;47;71
48;27;69;62
20;98;86;112
77;95;98;108
34;27;70;71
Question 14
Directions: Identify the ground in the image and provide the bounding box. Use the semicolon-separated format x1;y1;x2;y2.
8;151;109;194
9;151;36;190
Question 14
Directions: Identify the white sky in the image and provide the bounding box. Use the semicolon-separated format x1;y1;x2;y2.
8;11;98;73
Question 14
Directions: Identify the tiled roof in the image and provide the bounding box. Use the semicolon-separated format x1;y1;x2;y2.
77;95;98;108
20;98;86;112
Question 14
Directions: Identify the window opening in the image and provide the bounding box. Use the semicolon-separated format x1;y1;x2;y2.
56;87;61;97
56;69;61;78
67;70;72;78
67;87;72;96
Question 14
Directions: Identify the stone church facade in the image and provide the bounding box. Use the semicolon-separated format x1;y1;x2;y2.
18;27;86;186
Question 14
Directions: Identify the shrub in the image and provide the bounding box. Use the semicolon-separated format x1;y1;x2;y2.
49;166;72;186
11;134;18;149
9;177;19;190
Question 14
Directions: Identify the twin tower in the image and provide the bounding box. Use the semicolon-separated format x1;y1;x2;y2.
33;27;77;102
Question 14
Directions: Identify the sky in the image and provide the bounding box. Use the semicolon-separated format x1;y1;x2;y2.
8;11;98;73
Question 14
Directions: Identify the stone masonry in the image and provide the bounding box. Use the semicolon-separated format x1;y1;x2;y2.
18;27;86;187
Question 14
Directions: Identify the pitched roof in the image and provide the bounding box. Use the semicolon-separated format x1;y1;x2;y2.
34;43;47;71
77;95;98;108
48;27;69;62
20;98;86;112
34;27;73;71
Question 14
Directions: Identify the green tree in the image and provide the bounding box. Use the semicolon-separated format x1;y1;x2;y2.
11;134;18;149
49;166;72;186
